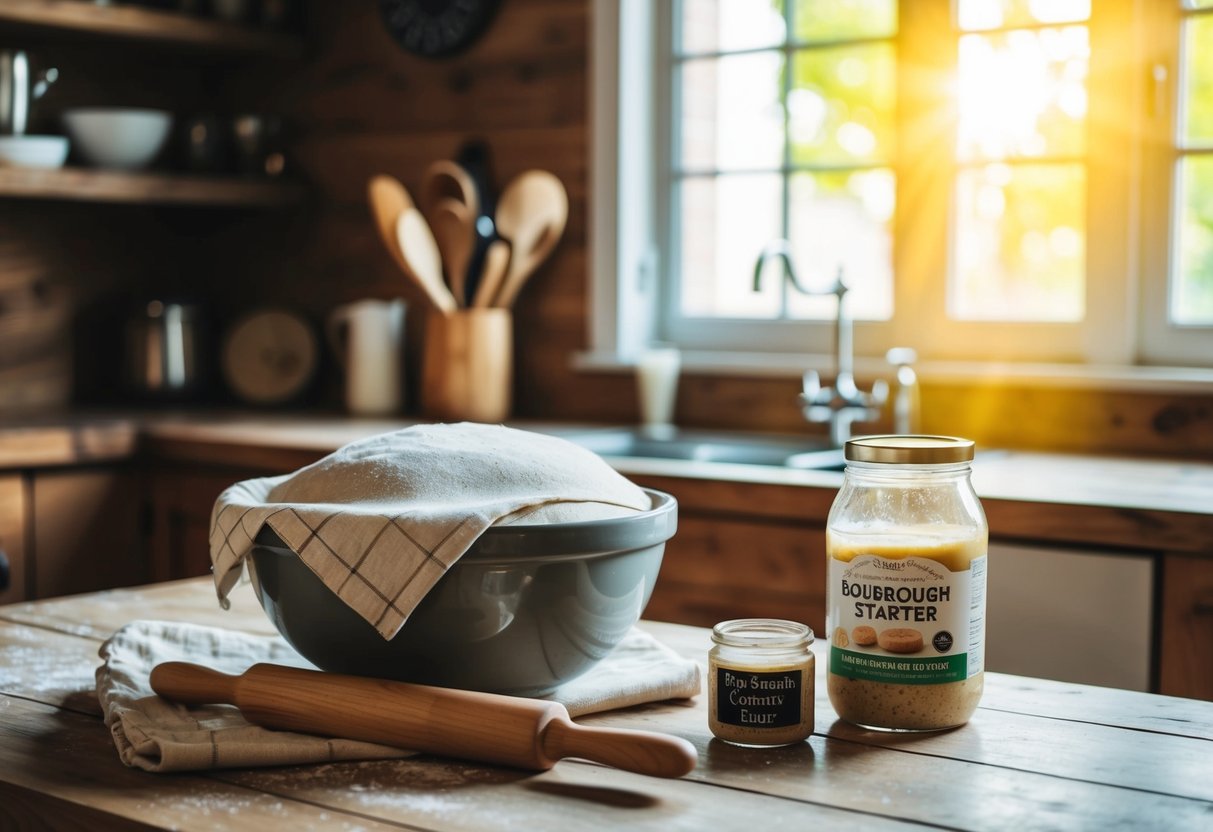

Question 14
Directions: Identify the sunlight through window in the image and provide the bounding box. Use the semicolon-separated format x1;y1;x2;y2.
952;2;1089;322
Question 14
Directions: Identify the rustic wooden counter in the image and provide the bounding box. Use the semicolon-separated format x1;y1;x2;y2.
1;577;1211;829
5;411;1213;546
135;413;1213;555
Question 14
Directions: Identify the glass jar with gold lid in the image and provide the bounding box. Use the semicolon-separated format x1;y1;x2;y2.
826;435;988;731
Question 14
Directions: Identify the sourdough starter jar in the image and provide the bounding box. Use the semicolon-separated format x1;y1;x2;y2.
709;619;814;746
826;436;988;731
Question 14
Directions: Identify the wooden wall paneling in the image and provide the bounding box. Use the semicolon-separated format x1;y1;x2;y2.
31;467;144;599
249;0;589;133
1159;554;1213;700
0;475;28;605
922;384;1213;458
288;127;589;215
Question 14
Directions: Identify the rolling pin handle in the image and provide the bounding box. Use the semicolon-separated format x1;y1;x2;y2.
541;716;697;779
150;661;240;707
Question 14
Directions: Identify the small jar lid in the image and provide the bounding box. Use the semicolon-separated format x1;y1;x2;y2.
845;435;975;465
712;618;813;648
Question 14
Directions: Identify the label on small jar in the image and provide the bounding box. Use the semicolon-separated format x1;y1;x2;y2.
714;667;803;728
828;554;987;685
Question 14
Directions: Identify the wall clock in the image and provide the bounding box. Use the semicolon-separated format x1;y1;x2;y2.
379;0;502;58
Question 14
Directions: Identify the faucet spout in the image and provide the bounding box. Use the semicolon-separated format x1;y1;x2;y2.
753;239;811;296
752;242;887;446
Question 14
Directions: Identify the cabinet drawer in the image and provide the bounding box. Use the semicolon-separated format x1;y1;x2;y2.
647;516;826;631
33;469;144;598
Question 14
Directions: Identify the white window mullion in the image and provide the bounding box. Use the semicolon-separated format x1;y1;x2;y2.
1138;0;1213;366
590;0;658;361
1083;0;1139;365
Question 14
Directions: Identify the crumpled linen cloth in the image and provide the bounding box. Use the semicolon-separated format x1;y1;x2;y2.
209;423;651;639
97;620;702;773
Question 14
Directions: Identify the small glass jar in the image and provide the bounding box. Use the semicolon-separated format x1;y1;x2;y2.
826;435;988;732
708;619;814;747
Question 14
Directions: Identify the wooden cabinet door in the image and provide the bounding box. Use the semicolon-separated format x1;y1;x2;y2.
643;515;826;631
32;469;144;599
145;467;272;582
0;475;27;605
1160;554;1213;701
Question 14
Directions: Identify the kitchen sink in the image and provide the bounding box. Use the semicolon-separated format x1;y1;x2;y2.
556;427;847;471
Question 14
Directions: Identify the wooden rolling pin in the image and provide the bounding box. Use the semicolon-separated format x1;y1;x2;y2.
150;662;697;779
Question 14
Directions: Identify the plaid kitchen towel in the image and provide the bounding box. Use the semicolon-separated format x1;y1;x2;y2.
97;619;702;773
209;423;651;639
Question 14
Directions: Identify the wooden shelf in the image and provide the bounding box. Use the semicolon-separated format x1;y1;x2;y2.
0;0;303;59
0;166;304;208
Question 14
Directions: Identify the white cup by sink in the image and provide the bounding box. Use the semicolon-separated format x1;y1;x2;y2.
0;135;69;168
636;345;680;437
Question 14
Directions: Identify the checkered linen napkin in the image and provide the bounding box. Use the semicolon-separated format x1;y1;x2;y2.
210;423;652;639
97;618;702;772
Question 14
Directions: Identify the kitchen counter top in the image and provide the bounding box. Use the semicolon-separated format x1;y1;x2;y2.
2;577;1211;829
0;414;139;468
4;411;1212;553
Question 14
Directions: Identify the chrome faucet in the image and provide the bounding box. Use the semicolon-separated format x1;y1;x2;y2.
753;241;888;447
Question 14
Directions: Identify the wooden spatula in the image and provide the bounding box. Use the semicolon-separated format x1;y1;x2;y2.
151;661;698;779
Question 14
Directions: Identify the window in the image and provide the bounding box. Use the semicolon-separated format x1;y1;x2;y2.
1172;0;1213;325
592;0;1213;370
1140;0;1213;363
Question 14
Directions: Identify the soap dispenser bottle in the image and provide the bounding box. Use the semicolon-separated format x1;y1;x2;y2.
886;347;920;434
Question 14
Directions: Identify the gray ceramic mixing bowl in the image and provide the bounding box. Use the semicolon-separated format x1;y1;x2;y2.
247;489;677;696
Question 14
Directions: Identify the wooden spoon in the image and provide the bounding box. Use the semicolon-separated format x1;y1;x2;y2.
492;170;569;308
395;208;457;314
420;159;479;222
151;661;697;779
429;197;475;307
367;173;414;272
368;174;456;313
471;238;511;308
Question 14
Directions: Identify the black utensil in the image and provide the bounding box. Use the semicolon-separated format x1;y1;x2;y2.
456;140;498;307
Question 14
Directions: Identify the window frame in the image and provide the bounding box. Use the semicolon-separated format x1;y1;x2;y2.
588;0;1213;372
1139;0;1213;364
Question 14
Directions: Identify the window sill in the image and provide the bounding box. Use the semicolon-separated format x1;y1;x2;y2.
572;350;1213;394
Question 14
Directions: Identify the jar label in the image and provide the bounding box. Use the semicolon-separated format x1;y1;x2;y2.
827;555;987;685
714;667;803;728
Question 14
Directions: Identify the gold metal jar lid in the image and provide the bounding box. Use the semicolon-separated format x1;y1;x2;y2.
844;435;975;464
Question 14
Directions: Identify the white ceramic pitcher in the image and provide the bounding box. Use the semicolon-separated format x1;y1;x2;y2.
327;298;406;416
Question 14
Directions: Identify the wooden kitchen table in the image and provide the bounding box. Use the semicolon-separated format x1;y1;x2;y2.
1;579;1211;830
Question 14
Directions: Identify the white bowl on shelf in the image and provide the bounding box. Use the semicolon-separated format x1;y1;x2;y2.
0;135;70;169
61;108;173;171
